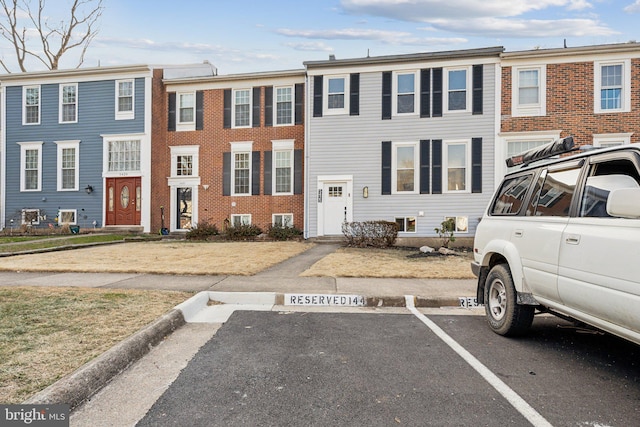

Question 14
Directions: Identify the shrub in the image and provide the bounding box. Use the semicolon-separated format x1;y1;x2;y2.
434;218;456;248
224;224;262;241
267;224;303;241
186;220;219;241
342;220;398;248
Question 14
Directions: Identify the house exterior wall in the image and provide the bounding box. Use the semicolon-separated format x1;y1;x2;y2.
151;70;305;234
2;67;153;232
305;49;502;240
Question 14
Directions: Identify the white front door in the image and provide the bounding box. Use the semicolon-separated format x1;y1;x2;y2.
322;182;348;235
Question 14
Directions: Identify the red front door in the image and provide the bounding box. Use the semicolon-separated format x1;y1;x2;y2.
106;177;141;226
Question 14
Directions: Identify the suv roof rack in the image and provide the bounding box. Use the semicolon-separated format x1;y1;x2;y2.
506;136;576;168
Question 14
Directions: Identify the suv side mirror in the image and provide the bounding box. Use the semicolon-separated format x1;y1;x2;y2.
607;188;640;218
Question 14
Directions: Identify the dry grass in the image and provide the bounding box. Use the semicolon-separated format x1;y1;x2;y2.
0;286;192;404
301;247;476;279
0;241;312;275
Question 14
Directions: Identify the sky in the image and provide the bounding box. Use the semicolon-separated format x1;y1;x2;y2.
2;0;640;75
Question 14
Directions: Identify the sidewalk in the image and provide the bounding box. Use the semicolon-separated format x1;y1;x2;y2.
20;243;479;414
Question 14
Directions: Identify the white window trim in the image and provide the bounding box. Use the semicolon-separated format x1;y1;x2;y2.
593;133;633;147
444;67;472;114
231;141;253;196
443;139;471;194
102;133;144;178
594;59;631;114
272;213;294;227
170;145;199;178
23;85;41;125
59;83;78;124
395;216;417;234
177;91;196;131
21;209;41;225
274;85;294;126
232;88;252;128
444;216;469;233
272;139;294;195
499;131;561;179
58;209;77;225
231;214;251;226
391;141;419;195
18;141;43;191
323;75;349;116
392;70;418;116
115;79;135;120
54;140;80;191
512;65;546;117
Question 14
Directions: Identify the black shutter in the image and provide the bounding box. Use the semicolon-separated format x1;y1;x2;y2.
432;139;442;194
195;91;204;130
264;151;272;195
381;141;392;195
252;151;261;195
382;71;392;120
472;65;483;115
294;149;303;194
420;69;431;118
295;83;304;124
223;89;231;128
313;76;323;117
420;140;431;194
432;68;443;117
264;86;273;127
252;87;261;127
350;73;360;116
223;152;231;196
168;93;176;131
472;138;482;193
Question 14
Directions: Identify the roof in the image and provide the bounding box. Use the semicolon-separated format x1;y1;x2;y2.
0;64;152;84
502;41;640;60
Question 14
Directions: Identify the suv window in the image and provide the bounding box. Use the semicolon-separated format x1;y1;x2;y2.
580;158;640;217
490;174;534;215
532;167;580;216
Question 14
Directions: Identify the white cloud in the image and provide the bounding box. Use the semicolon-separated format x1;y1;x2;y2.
284;41;334;52
276;27;466;46
624;1;640;13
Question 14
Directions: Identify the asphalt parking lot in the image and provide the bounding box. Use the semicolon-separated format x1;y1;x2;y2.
72;306;640;427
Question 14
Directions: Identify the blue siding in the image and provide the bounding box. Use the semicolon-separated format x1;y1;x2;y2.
4;77;146;229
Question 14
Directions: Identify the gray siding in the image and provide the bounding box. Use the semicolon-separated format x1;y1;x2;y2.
4;78;146;228
307;62;497;238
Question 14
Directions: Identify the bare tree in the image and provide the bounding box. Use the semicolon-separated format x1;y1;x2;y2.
0;0;104;72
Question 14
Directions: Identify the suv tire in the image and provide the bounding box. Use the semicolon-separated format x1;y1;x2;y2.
484;264;534;336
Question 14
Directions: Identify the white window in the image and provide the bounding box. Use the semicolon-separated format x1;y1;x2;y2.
23;86;40;125
59;83;78;123
231;142;252;195
444;67;471;113
19;142;43;191
323;75;349;115
22;209;40;225
392;142;418;194
272;139;293;194
58;209;77;225
393;71;418;115
116;79;134;120
444;216;469;233
593;133;632;148
512;65;546;117
595;60;631;113
179;92;195;124
170;145;199;178
395;217;416;233
231;214;251;226
55;140;80;191
275;86;293;125
107;139;140;172
233;89;251;127
273;214;293;228
501;131;560;176
444;140;470;193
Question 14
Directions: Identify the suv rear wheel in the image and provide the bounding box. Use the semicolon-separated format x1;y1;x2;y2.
485;264;534;336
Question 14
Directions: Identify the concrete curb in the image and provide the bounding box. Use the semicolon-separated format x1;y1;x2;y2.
23;308;186;410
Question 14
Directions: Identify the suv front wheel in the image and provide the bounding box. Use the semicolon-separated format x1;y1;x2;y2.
485;264;534;336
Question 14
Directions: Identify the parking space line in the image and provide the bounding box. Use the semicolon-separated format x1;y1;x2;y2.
405;295;553;427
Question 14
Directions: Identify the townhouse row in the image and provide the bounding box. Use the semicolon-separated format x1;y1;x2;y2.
3;42;640;244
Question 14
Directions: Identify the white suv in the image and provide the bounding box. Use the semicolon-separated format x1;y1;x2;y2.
472;137;640;345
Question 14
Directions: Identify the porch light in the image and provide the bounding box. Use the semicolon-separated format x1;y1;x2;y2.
85;185;94;194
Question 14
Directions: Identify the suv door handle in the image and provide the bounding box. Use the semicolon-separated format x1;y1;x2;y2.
565;235;581;245
514;229;524;238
